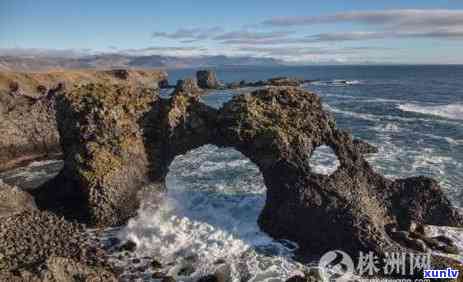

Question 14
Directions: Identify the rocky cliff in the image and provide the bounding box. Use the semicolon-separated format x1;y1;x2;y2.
0;69;167;171
35;81;462;266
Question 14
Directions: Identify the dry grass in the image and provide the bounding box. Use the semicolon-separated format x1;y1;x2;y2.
0;69;167;98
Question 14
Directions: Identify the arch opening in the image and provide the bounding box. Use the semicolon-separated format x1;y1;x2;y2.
309;145;341;176
118;144;301;280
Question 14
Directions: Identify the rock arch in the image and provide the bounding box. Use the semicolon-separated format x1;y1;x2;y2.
38;82;462;261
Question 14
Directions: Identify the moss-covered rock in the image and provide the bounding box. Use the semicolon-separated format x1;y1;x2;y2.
53;83;159;226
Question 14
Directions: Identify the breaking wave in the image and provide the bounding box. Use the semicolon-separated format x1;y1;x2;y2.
398;103;463;120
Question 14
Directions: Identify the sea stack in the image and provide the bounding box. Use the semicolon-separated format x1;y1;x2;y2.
196;70;219;89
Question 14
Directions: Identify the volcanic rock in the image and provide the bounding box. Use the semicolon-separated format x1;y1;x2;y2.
0;69;167;171
0;88;60;171
41;84;462;264
0;180;37;218
174;78;202;96
0;209;114;278
353;139;379;154
196;70;219;89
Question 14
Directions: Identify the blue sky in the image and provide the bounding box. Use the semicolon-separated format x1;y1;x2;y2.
1;0;463;63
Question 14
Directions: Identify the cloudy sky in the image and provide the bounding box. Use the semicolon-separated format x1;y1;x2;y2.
1;0;463;64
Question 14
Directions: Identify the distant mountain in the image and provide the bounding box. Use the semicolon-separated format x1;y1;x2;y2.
0;54;284;72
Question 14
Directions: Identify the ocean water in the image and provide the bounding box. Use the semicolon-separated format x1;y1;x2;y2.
1;65;463;281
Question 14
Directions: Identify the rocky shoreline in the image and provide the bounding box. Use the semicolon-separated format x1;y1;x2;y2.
0;69;462;281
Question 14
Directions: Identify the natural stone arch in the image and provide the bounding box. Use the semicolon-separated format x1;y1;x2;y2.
38;82;463;264
308;144;340;176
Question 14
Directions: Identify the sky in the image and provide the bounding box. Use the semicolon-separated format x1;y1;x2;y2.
1;0;463;64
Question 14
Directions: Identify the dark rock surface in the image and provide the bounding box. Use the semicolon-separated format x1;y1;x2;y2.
196;70;219;89
38;83;462;264
353;138;379;154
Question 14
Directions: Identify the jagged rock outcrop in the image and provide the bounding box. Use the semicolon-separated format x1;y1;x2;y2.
353;138;378;154
43;84;462;263
197;70;219;89
0;69;167;171
0;92;60;171
51;83;159;226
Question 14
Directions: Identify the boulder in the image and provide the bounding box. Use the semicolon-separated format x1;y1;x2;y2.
196;70;219;89
0;180;37;218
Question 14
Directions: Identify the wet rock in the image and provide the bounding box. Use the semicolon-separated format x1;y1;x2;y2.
159;78;170;89
152;271;166;279
151;258;163;269
198;274;221;282
216;86;462;259
162;276;176;282
178;264;195;276
0;180;37;218
353;139;378;154
197;70;219;89
433;235;454;246
118;240;137;253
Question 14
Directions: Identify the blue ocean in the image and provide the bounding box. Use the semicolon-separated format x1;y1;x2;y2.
2;65;462;281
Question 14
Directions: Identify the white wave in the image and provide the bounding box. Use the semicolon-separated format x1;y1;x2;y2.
373;123;401;133
116;145;305;281
309;79;363;87
398;103;463;120
323;104;379;122
309;145;340;175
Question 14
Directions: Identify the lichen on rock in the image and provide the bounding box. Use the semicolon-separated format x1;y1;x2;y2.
52;83;160;226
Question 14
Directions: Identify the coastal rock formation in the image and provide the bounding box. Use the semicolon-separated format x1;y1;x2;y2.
0;92;60;172
197;70;219;89
51;83;159;226
353;139;379;154
225;77;304;89
0;180;37;218
42;83;462;262
0;70;167;171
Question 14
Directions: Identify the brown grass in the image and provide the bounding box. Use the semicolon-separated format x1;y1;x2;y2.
0;69;167;98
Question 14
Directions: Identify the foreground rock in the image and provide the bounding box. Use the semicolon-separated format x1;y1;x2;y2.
0;180;37;218
0;69;167;171
197;70;220;89
0;88;60;172
42;84;462;265
0;209;116;280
